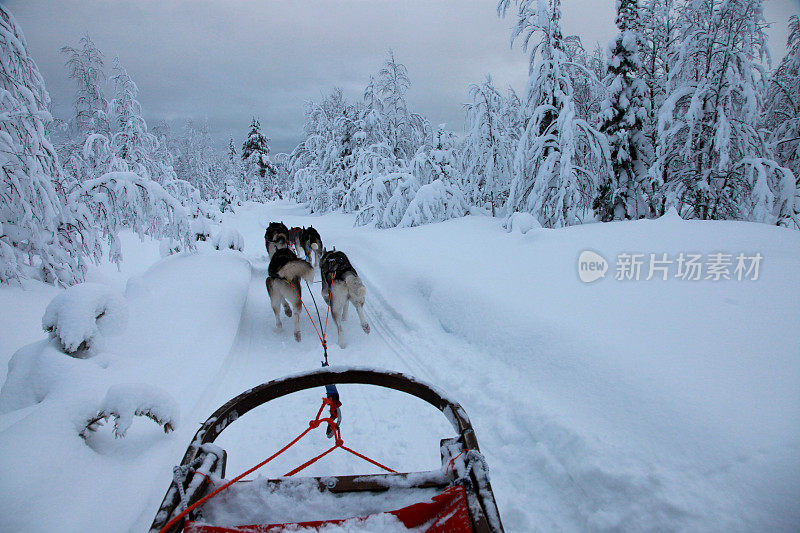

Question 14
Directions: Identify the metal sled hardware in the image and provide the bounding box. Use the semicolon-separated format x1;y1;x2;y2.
150;368;504;533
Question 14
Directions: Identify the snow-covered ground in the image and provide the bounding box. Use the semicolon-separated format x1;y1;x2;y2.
1;201;798;532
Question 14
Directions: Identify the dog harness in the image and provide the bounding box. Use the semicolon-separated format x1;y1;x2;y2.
321;251;357;292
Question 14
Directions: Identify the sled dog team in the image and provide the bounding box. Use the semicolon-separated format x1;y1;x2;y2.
265;222;369;348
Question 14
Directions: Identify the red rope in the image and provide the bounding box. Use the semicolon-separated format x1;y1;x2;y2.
286;271;335;353
340;445;398;474
445;450;465;478
284;443;340;477
160;397;332;533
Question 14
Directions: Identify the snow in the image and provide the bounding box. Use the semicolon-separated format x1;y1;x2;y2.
1;201;799;532
94;383;179;438
214;226;245;252
200;476;436;528
41;282;128;355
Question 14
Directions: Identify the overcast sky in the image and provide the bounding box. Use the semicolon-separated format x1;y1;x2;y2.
5;0;799;154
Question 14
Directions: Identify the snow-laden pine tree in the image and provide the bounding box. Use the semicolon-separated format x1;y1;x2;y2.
594;0;650;221
498;0;609;227
241;118;275;200
764;15;800;228
0;6;85;285
461;75;521;215
656;0;794;222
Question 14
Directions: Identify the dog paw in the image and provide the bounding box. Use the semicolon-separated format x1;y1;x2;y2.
362;323;370;334
338;339;347;349
294;331;301;342
275;321;283;331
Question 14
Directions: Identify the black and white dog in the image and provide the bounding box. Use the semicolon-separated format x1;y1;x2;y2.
265;222;290;258
320;249;370;348
300;226;323;267
266;248;314;342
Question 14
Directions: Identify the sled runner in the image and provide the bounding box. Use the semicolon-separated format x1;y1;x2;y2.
150;368;504;532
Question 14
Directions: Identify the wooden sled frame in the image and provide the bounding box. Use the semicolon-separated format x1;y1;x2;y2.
150;367;504;532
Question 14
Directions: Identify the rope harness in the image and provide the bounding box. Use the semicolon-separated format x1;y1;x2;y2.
160;269;396;532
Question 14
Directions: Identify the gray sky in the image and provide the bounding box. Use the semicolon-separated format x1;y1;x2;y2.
5;0;799;154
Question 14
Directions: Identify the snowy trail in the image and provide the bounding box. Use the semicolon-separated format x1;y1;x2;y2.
3;201;798;532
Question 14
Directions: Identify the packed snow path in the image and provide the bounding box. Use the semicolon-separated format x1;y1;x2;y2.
1;201;798;532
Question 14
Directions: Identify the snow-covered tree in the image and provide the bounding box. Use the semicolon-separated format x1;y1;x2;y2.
68;171;192;265
461;76;521;215
173;119;221;198
108;56;160;181
656;0;794;223
764;15;800;228
639;0;679;214
241;118;275;200
61;33;109;141
376;50;429;159
498;0;609;227
58;33;109;187
0;6;86;285
594;0;650;221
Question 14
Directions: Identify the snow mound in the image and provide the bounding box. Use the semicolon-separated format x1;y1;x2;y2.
502;211;542;234
191;217;213;241
661;205;682;219
82;383;179;438
214;227;245;251
41;283;128;356
159;238;186;258
397;179;468;228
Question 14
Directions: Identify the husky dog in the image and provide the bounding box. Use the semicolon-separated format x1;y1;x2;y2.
265;222;290;258
266;248;314;342
320;249;370;348
288;226;303;254
300;226;323;267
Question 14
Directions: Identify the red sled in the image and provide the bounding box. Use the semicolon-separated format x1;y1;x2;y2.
150;368;504;533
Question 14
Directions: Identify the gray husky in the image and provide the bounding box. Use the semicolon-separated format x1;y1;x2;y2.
320;249;370;348
266;247;314;342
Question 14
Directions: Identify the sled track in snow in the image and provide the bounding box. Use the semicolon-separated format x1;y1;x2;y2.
362;286;437;383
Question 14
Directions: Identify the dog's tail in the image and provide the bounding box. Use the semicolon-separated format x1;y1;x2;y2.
278;259;314;283
343;272;366;302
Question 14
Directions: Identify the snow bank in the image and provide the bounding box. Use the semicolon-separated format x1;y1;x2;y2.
214;227;245;251
0;249;251;532
41;282;128;356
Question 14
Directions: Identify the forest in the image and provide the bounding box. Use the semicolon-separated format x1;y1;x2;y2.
2;0;798;286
